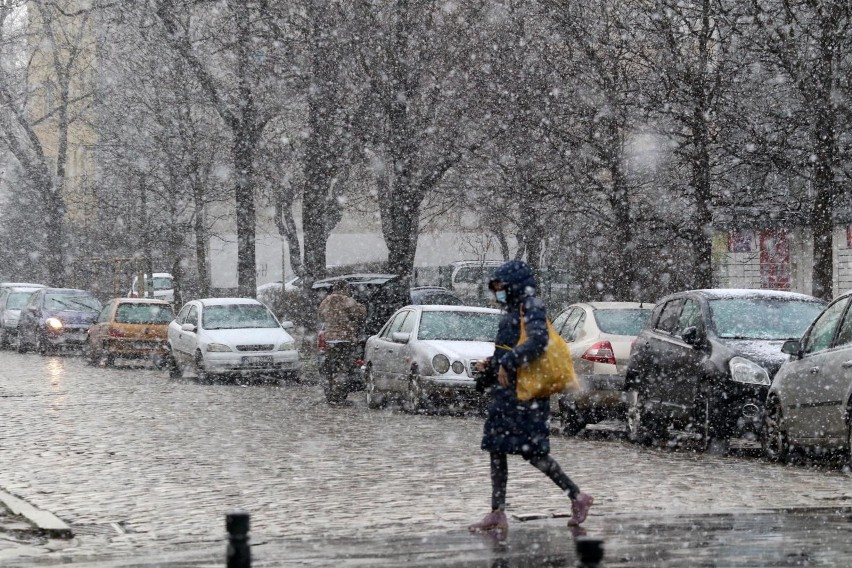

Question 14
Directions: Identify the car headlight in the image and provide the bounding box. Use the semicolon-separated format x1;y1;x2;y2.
206;343;232;352
45;317;63;331
278;341;296;352
729;357;770;386
432;354;450;374
451;361;465;374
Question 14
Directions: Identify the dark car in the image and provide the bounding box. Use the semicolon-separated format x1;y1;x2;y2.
624;289;825;450
312;275;462;336
16;288;103;354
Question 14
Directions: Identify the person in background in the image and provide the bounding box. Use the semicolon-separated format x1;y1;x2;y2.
318;280;366;342
469;260;593;536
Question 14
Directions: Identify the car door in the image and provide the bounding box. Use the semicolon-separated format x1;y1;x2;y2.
783;297;848;441
643;298;684;405
668;297;708;413
385;309;418;393
368;311;407;389
175;304;199;361
18;291;42;344
822;304;852;442
89;301;114;347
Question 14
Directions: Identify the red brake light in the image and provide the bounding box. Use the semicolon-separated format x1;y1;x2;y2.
108;327;126;338
582;341;616;365
317;330;326;352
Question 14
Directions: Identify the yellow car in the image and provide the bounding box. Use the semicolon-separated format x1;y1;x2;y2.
86;298;174;366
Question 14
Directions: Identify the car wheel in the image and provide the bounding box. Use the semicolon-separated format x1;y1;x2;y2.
85;338;99;366
16;330;27;353
626;389;661;446
104;348;115;367
167;349;182;378
404;373;426;414
35;332;49;355
560;401;586;436
194;351;208;382
0;328;7;348
763;397;789;463
365;365;383;410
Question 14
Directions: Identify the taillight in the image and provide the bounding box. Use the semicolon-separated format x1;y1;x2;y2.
355;358;364;367
582;341;616;365
108;327;127;338
317;331;326;352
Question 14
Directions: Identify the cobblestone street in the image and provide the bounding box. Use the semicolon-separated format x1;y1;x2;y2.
2;349;852;566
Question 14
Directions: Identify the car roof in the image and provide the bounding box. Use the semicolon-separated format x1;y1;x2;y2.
1;282;46;289
571;302;655;310
43;288;91;295
449;260;502;268
416;305;502;314
410;286;453;292
679;289;824;302
197;297;263;307
312;274;398;288
3;286;43;293
114;298;171;305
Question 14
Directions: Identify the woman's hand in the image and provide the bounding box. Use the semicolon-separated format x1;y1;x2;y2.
497;366;509;388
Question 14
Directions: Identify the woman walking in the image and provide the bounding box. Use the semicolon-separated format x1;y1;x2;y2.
469;260;593;535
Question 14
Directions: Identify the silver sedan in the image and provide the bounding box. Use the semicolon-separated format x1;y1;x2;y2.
363;305;501;412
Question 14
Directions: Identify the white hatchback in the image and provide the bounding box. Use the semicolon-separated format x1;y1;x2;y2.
167;298;300;381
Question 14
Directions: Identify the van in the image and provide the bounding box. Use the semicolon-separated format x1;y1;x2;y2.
128;273;175;302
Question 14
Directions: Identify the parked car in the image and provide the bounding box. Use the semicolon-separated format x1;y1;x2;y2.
256;275;302;306
552;302;655;434
16;288;102;354
363;305;502;412
128;272;175;302
167;298;300;382
312;274;463;336
0;286;42;348
764;290;852;464
624;289;825;450
86;298;175;366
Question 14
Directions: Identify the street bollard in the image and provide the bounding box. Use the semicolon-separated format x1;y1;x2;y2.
575;536;604;567
226;512;251;568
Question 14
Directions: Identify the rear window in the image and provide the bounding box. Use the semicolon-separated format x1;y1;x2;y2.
594;309;653;336
709;298;825;340
115;303;175;325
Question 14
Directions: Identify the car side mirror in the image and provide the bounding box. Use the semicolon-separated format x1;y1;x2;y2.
281;320;295;331
181;323;196;333
27;306;37;313
391;332;411;344
681;326;705;348
781;339;802;358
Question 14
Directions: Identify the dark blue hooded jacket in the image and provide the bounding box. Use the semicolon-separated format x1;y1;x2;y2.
481;260;551;456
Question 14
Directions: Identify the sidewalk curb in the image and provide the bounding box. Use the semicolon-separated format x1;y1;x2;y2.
0;489;73;539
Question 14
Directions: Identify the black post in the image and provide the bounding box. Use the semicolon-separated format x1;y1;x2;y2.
226;512;251;568
575;536;604;567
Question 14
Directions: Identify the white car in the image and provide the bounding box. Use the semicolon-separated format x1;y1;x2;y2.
0;286;43;347
167;298;300;381
363;305;502;412
129;273;175;302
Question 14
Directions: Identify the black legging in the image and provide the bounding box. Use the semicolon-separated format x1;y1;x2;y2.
490;451;579;511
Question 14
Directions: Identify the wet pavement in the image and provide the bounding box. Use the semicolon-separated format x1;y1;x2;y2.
1;349;852;566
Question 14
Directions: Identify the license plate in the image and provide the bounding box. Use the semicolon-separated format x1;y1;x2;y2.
242;356;273;367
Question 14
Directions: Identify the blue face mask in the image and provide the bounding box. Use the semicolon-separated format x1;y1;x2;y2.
494;290;507;304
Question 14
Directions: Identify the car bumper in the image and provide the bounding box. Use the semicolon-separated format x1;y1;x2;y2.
421;376;485;401
103;338;168;356
203;351;301;375
45;328;89;346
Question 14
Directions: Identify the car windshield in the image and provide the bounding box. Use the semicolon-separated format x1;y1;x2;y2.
115;303;175;325
709;298;825;340
417;311;500;341
6;292;34;310
203;304;279;330
594;309;653;336
45;293;101;312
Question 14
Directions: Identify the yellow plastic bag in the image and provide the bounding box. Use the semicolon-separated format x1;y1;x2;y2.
515;314;578;401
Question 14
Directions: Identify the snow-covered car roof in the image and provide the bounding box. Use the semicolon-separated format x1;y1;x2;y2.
573;302;655;310
415;304;501;314
0;282;47;289
114;297;172;305
691;289;824;302
312;274;398;288
198;297;264;307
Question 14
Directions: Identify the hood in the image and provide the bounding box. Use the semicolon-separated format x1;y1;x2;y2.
45;309;98;325
718;338;789;376
421;340;495;361
489;260;537;305
201;327;292;346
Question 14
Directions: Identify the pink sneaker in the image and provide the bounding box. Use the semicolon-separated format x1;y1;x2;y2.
468;510;508;533
567;493;593;526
